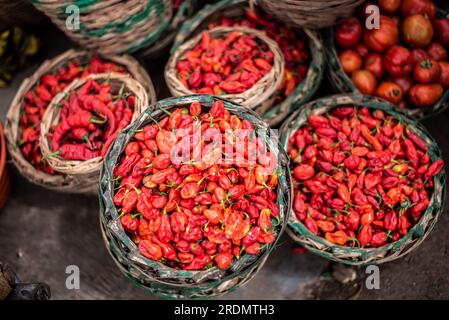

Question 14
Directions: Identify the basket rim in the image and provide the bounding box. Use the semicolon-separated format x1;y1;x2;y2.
100;94;293;284
279;93;446;265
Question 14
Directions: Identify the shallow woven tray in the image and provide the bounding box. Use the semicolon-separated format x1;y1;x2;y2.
170;0;324;126
279;94;446;266
166;26;284;115
99;94;292;298
4;49;156;193
39;73;149;192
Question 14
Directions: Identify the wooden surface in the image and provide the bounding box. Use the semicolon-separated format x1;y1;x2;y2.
1;6;449;299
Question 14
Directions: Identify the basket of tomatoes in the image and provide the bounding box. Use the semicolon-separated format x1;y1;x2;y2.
99;95;292;298
4;49;156;192
327;0;449;119
280;94;445;265
169;0;324;126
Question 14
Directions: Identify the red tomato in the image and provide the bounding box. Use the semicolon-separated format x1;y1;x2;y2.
364;16;399;52
409;84;443;107
390;76;414;95
335;17;363;48
352;70;377;95
439;62;449;88
364;53;384;78
411;48;430;63
413;59;441;83
402;14;434;47
384;45;414;77
375;82;404;104
339;50;362;73
426;42;448;62
378;0;401;14
400;0;436;19
433;18;449;46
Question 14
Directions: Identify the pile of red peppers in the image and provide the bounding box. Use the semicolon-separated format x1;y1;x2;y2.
113;100;280;270
176;30;274;95
48;78;136;161
20;57;126;173
208;9;310;104
289;106;444;247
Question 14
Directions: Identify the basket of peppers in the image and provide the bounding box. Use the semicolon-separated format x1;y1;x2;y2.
39;73;149;193
280;94;445;265
327;0;449;119
170;0;324;126
5;49;156;192
165;25;285;118
99;95;292;298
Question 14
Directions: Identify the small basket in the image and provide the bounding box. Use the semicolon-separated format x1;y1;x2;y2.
258;0;366;29
99;94;292;298
325;7;449;120
279;94;446;266
166;26;285;115
31;0;173;55
39;73;149;194
170;0;324;126
4;49;156;193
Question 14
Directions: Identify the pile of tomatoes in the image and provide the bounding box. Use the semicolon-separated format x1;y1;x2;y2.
113;100;281;270
288;105;444;247
19;57;126;173
175;30;274;95
335;0;449;109
207;9;310;105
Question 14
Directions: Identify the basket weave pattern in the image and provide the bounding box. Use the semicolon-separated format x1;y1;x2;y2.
166;26;285;115
259;0;366;29
99;95;292;298
279;94;446;265
4;49;155;193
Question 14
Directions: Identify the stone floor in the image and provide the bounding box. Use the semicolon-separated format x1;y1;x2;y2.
0;20;448;300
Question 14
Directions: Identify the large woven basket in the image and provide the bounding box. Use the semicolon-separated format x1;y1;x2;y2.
166;26;285;115
31;0;173;55
259;0;366;29
279;94;446;266
4;49;156;193
326;7;449;120
170;0;324;126
39;73;150;194
99;94;292;299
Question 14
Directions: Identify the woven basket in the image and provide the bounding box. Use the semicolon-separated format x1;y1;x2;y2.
137;0;198;60
38;73;149;193
279;94;446;266
170;0;324;126
326;7;449;120
99;94;292;299
31;0;173;55
259;0;366;29
166;26;285;115
4;49;156;193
